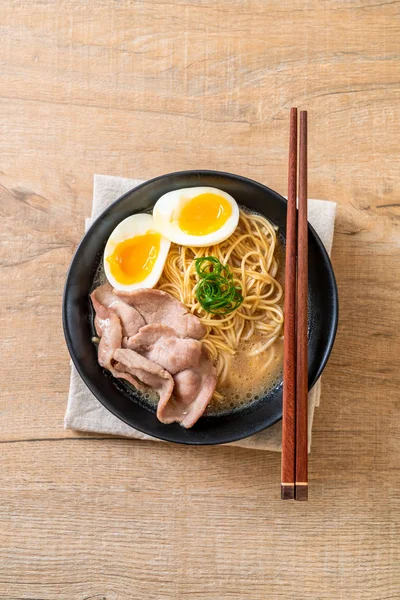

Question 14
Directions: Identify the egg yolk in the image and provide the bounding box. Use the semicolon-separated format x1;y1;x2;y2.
107;232;161;285
178;193;232;236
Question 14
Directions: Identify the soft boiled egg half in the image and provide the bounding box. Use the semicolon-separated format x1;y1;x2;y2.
153;187;239;247
104;213;170;291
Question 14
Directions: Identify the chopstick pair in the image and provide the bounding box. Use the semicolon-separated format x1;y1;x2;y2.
281;108;308;501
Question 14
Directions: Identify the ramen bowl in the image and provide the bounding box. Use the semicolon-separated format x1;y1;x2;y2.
62;170;338;445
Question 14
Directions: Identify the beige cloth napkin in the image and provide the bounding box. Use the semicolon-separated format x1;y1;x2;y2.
65;174;336;451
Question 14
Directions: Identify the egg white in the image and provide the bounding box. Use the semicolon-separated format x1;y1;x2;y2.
152;187;239;247
103;213;171;292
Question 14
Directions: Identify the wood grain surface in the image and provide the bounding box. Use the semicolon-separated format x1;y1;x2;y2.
0;1;399;598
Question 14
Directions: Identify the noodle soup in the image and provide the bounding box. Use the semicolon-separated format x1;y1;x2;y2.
91;205;284;418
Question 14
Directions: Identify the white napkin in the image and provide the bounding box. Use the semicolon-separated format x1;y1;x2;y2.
65;175;336;451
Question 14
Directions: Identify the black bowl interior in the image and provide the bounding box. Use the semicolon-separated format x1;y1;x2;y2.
63;170;338;445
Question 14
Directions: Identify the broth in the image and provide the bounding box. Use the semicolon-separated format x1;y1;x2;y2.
206;337;283;414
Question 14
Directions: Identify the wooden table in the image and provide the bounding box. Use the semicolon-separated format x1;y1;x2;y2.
1;1;399;598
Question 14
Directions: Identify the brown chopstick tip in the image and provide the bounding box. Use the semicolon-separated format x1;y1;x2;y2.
295;484;308;502
281;484;295;500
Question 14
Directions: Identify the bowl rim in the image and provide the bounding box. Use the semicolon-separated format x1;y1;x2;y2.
63;169;339;444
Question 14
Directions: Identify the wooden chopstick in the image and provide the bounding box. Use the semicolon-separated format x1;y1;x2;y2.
281;108;309;501
295;111;308;501
281;107;298;500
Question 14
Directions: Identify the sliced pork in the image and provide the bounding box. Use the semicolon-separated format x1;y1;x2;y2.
114;288;206;339
92;300;142;389
93;302;122;371
113;348;174;407
91;284;215;428
124;324;178;347
123;324;202;374
157;351;217;428
91;283;145;338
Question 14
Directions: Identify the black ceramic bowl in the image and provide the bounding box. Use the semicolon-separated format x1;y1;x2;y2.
63;170;338;445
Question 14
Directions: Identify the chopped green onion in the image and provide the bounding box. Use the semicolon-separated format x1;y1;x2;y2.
194;257;243;315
